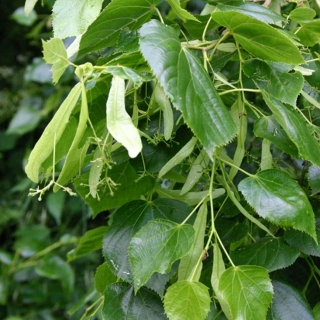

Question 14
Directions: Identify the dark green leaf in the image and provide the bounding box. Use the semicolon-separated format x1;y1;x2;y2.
129;219;195;291
102;199;192;282
231;237;300;272
68;226;108;261
263;94;320;168
164;281;211;320
94;262;117;294
269;281;316;320
45;190;66;225
284;219;320;257
296;20;320;47
254;116;299;157
217;2;285;24
308;165;320;195
73;161;154;215
211;12;304;64
79;0;160;57
219;265;273;320
139;20;237;158
239;169;316;240
314;302;320;320
183;14;218;39
243;59;304;106
102;282;168;320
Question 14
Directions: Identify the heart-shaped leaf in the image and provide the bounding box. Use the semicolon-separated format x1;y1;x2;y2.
238;169;316;240
129;219;194;292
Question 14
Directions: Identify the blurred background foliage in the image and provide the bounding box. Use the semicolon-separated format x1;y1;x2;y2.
0;1;108;319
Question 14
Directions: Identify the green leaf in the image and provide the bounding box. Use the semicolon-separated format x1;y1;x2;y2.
102;282;168;320
54;82;90;190
284;219;320;257
243;59;304;106
94;262;117;294
254;116;299;157
166;0;199;22
314;302;320;320
25;83;82;183
219;265;273;320
296;20;320;47
52;0;103;38
68;226;108;262
129;219;195;291
269;280;316;320
164;281;210;320
238;169;316;240
79;0;160;57
35;255;74;296
11;7;37;26
289;7;316;24
24;0;39;16
308;165;320;195
73;162;154;215
231;237;300;272
42;38;69;85
45;190;66;225
211;11;304;64
102;199;192;282
159;137;197;178
178;201;207;281
139;20;237;158
263;94;320;168
216;2;285;24
106;76;142;158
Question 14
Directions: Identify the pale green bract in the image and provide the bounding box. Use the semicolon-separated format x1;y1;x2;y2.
106;76;142;158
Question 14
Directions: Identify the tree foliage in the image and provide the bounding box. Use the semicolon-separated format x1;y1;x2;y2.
2;0;320;319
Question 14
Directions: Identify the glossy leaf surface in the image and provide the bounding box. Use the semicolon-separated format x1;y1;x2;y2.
139;20;237;157
239;169;316;240
219;265;273;320
211;11;304;64
164;281;210;320
102;282;168;320
231;237;300;272
129;219;194;291
296;20;320;46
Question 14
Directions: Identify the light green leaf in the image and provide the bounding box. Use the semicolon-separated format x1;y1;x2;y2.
263;94;320;167
24;0;39;16
25;83;82;183
166;0;199;22
54;82;90;191
308;165;320;195
129;219;195;292
88;147;103;199
296;20;320;47
102;282;167;320
217;2;285;24
94;262;117;294
238;169;316;240
139;20;237;158
289;7;316;24
269;281;316;320
52;0;103;38
106;76;142;158
12;7;37;26
284;219;320;257
79;0;161;57
164;281;210;320
178;201;207;281
254;116;299;157
211;244;233;320
180;149;210;195
159;137;197;178
102;199;191;282
231;237;299;272
42;38;69;85
219;265;273;320
261;139;272;170
243;59;304;106
68;226;108;262
211;11;304;64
